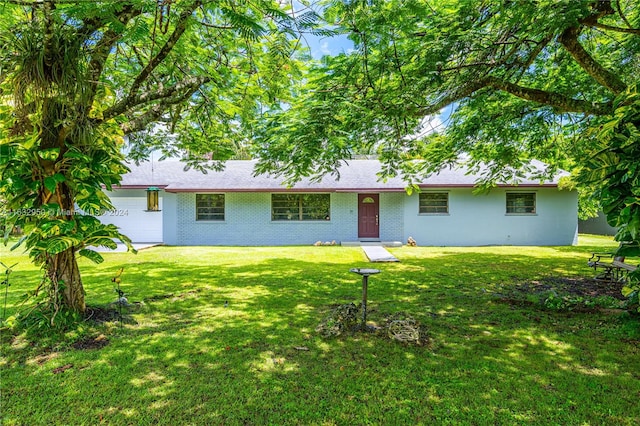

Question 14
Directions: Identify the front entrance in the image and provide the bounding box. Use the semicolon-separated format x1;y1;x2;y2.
358;194;379;239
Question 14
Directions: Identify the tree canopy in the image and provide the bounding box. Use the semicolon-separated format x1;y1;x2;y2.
0;0;310;316
2;0;640;318
255;0;640;303
257;0;638;184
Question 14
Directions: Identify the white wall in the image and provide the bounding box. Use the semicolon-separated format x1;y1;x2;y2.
106;187;578;246
170;192;407;246
402;187;578;246
104;189;163;243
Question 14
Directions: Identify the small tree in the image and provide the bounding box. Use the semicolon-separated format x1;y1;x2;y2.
0;0;307;317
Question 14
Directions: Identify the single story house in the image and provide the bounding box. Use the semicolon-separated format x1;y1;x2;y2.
101;159;578;246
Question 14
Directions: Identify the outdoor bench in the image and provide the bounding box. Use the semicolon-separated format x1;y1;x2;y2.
588;252;638;282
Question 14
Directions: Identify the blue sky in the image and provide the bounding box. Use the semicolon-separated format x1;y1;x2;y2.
304;33;354;59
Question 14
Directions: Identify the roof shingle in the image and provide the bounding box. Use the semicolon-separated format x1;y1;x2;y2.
118;159;564;192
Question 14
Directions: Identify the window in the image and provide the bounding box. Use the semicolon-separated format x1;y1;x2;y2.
506;192;536;214
419;192;449;214
196;194;225;221
272;194;330;221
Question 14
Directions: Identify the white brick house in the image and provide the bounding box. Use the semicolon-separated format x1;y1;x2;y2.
102;160;578;246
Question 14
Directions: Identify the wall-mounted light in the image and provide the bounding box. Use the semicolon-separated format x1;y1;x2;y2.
146;187;160;211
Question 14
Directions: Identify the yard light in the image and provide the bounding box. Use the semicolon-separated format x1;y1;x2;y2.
146;187;160;211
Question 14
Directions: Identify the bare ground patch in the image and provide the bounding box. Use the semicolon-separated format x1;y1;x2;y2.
513;276;626;300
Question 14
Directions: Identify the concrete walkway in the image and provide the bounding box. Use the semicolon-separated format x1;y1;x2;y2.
361;245;399;262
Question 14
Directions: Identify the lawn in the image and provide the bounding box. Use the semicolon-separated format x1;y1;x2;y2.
1;235;639;425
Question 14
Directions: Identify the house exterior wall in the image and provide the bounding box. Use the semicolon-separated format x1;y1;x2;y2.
108;187;577;246
165;192;405;246
380;192;404;241
402;187;578;246
104;189;163;242
171;192;348;246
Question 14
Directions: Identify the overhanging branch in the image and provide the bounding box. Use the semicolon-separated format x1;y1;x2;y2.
559;26;627;94
416;77;613;118
100;76;211;122
127;1;202;96
590;22;640;35
485;77;614;115
85;6;143;113
119;85;201;134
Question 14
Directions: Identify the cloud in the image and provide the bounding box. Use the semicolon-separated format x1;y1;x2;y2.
320;41;332;56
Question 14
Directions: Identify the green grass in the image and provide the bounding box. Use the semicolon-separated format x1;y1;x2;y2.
1;235;639;425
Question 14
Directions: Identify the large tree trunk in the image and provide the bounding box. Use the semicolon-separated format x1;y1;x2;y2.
36;91;87;313
47;248;86;313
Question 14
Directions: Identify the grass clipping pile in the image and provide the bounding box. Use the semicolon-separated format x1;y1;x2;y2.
316;303;360;337
384;312;428;346
316;304;428;346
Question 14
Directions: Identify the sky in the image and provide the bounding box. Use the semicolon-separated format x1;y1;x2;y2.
304;32;354;59
300;30;451;136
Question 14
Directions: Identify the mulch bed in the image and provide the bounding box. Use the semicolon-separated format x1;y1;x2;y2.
84;306;122;323
513;276;626;300
71;334;109;350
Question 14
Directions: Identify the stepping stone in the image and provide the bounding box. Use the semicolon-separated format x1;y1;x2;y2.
361;245;399;262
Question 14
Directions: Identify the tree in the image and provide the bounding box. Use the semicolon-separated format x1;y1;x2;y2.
255;0;639;305
256;0;639;232
0;0;309;318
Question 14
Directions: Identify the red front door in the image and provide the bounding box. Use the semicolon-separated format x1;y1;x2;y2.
358;194;379;239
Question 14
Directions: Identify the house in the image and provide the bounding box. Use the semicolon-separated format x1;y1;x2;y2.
101;159;578;246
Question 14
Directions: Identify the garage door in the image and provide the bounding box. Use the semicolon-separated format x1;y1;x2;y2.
99;197;163;243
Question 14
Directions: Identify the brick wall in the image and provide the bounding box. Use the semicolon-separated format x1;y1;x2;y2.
174;192;404;245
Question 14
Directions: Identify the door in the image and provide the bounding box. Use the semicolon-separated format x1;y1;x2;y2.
358;194;379;239
101;197;163;243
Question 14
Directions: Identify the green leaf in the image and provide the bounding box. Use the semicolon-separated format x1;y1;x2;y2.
44;236;81;254
38;148;60;161
10;234;28;251
44;176;58;193
0;143;16;160
52;173;66;184
78;248;104;264
621;286;637;298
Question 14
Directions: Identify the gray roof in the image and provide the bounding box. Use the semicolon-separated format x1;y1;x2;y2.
118;159;565;193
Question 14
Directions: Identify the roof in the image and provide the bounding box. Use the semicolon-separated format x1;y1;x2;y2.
116;159;566;193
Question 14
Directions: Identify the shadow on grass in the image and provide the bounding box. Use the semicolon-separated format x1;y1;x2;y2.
2;247;640;425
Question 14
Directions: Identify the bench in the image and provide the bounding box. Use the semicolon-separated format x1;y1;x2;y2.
588;252;638;282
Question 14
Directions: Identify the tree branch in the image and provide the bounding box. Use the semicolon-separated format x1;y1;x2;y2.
417;79;490;116
614;0;633;29
42;1;55;70
120;85;202;134
559;26;627;94
484;77;614;115
589;22;640;35
127;1;202;96
417;76;613;118
84;5;143;114
100;76;211;122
